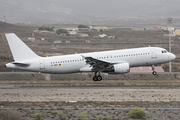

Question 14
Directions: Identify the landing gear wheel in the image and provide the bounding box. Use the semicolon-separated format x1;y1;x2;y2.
151;65;157;76
93;76;98;81
152;71;157;75
97;75;102;81
93;71;102;81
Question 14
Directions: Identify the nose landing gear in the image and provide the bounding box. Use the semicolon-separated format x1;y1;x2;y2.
152;65;157;75
93;72;102;81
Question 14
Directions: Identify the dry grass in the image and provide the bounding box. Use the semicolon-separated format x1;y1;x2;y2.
0;109;22;120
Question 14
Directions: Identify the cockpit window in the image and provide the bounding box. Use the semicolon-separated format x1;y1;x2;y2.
162;50;168;53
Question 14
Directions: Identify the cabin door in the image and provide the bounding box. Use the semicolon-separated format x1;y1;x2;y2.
39;59;45;69
150;48;157;59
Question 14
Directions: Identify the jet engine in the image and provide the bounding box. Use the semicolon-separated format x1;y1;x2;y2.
106;63;130;74
113;63;130;74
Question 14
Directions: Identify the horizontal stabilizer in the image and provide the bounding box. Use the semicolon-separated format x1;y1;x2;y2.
12;61;30;66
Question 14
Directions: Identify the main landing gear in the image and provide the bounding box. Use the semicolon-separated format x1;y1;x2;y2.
93;72;102;81
152;65;157;75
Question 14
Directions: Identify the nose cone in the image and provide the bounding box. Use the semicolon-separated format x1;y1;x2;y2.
171;53;176;60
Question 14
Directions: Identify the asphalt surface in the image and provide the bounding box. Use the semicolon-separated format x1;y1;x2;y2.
1;107;180;110
1;72;180;74
0;85;179;89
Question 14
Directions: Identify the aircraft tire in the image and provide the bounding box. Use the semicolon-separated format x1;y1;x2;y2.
93;76;98;81
152;71;157;75
97;75;102;81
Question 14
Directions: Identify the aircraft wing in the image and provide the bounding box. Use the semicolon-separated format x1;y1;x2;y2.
82;56;124;71
84;56;111;68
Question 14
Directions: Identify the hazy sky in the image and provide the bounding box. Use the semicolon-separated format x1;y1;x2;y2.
0;0;179;23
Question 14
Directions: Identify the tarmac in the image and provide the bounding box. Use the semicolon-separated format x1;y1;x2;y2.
0;72;180;80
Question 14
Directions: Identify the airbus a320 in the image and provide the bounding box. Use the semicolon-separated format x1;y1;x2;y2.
5;33;176;81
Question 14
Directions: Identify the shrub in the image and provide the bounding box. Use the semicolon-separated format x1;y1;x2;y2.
78;25;89;28
32;113;42;120
56;29;68;35
96;114;104;120
79;111;88;120
38;26;54;31
0;110;22;120
57;112;67;120
104;116;111;120
128;107;148;119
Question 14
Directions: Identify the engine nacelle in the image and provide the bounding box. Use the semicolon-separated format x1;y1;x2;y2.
111;63;130;74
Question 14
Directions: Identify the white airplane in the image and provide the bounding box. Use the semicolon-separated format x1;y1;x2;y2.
5;33;176;81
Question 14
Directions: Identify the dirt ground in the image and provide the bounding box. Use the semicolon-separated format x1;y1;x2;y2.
1;87;180;119
1;87;180;102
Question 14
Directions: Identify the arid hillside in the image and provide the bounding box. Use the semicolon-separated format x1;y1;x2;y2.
0;22;180;72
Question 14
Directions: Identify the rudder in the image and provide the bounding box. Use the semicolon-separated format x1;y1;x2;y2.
5;33;39;61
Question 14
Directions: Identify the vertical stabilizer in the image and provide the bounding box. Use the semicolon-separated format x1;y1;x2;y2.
5;33;39;61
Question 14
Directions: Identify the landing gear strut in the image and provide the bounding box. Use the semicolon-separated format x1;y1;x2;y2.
93;72;102;81
152;65;157;75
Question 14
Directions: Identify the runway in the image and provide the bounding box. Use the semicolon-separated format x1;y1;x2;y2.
1;72;180;80
1;107;180;110
0;85;179;89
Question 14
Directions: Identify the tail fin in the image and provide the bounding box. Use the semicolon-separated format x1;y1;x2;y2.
5;33;39;61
